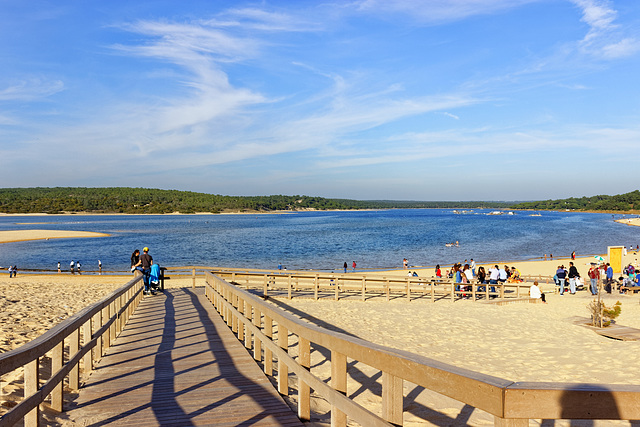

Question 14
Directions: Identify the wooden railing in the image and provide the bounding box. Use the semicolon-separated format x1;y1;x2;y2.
0;275;144;427
205;272;640;426
211;270;534;302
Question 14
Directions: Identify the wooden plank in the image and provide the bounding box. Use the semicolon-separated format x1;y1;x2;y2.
65;288;302;426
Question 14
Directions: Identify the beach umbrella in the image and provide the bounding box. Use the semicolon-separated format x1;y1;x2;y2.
594;255;605;262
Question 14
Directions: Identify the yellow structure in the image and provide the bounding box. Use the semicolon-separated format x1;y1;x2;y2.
608;245;624;274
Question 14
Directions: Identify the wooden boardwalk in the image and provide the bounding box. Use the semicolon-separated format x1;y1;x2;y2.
64;287;303;426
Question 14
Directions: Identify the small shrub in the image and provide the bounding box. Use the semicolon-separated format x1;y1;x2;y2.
588;300;622;327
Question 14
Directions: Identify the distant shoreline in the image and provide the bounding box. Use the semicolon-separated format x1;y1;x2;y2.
1;208;640;216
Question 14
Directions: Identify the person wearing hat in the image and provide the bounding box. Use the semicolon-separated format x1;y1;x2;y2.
134;247;154;295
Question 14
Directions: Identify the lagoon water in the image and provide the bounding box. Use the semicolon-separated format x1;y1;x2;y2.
1;210;639;272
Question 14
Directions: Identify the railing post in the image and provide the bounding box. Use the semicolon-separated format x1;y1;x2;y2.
385;278;390;301
83;317;93;375
298;337;311;421
69;328;80;390
51;340;63;412
192;267;196;289
102;305;110;353
314;274;319;300
25;358;39;427
382;372;403;426
94;312;102;359
331;350;347;427
231;293;238;334
361;277;366;301
245;303;252;349
335;276;339;301
277;325;289;395
288;275;292;300
253;308;262;362
264;315;273;376
263;274;268;296
109;300;116;343
237;297;245;342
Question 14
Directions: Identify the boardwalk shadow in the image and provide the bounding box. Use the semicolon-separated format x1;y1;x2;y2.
66;288;301;426
269;298;481;426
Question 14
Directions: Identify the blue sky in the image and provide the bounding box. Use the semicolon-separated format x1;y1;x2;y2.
1;0;639;201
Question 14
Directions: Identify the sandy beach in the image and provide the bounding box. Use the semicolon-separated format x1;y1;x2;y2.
2;229;640;425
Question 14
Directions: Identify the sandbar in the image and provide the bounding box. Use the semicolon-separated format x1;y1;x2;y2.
0;229;109;244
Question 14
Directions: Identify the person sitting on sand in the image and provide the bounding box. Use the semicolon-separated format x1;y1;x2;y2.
530;281;546;303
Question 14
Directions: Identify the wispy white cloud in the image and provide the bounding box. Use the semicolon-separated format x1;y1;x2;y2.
0;78;64;101
353;0;541;24
570;0;640;59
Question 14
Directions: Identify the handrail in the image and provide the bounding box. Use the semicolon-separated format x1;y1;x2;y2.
210;269;534;302
0;275;144;427
205;272;640;426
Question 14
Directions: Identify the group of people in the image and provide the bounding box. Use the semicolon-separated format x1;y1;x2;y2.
554;262;582;295
343;261;356;273
131;247;158;295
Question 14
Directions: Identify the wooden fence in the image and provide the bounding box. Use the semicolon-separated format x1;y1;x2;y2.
205;271;640;426
211;270;537;302
0;275;144;427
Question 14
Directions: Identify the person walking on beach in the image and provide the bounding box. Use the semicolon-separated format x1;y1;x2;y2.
556;265;567;295
134;247;153;295
403;258;408;269
343;262;348;273
435;264;442;278
8;265;14;278
76;261;82;274
470;259;476;277
352;261;356;272
98;260;102;274
57;262;61;273
571;251;576;260
70;260;75;274
568;262;579;294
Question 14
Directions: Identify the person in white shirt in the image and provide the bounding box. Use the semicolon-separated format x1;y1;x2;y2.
530;281;546;303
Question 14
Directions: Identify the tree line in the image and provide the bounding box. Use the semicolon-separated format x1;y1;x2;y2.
510;190;640;212
0;187;511;214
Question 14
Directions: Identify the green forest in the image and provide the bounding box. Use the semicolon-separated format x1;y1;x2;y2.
511;190;640;212
0;187;510;214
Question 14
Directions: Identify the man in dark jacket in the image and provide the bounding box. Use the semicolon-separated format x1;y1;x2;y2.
134;247;154;295
568;262;580;294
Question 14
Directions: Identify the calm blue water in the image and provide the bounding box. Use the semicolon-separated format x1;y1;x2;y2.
0;210;639;272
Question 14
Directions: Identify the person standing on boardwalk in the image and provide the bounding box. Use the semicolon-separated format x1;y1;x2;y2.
131;249;140;273
134;247;153;295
